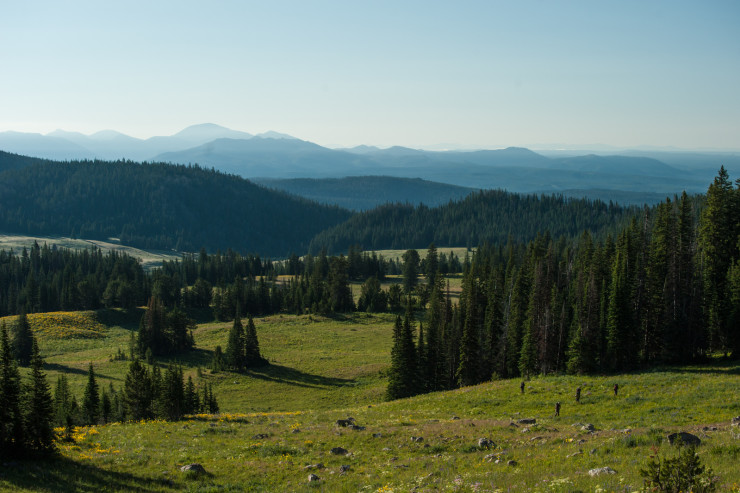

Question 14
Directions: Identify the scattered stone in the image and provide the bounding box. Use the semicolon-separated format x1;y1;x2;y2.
291;428;301;434
517;418;536;425
411;436;424;443
702;426;717;432
308;473;320;482
508;422;518;427
350;425;366;431
477;438;495;449
567;450;582;458
507;460;518;466
451;416;461;420
373;433;383;438
581;424;596;432
667;432;701;446
590;448;598;455
529;436;544;441
339;465;351;473
731;416;740;426
588;467;616;476
336;418;355;427
303;463;324;471
520;427;530;433
577;439;586;445
330;447;349;455
252;433;269;439
180;463;206;475
382;447;391;451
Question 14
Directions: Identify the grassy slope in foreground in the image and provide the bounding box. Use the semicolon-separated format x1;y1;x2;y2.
2;310;739;492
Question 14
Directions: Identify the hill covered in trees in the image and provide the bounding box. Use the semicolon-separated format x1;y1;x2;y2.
254;176;477;210
0;151;351;256
308;189;638;254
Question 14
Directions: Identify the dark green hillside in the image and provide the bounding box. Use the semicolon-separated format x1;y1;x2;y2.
309;189;636;253
0;152;352;255
254;176;477;210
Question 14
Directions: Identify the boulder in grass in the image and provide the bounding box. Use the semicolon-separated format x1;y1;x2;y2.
517;418;536;425
180;463;206;475
589;466;616;476
411;436;424;443
731;416;740;427
308;473;320;482
581;424;596;432
339;465;351;473
667;432;701;446
330;447;349;455
477;437;495;449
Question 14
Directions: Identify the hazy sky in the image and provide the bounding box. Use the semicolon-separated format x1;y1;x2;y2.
1;1;738;150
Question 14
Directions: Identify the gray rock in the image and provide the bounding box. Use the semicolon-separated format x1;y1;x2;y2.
667;432;701;446
303;463;324;470
252;433;269;439
339;465;351;473
336;418;355;427
581;424;596;432
567;450;582;458
291;428;301;434
180;463;206;475
411;436;424;443
373;433;383;438
451;415;460;420
477;437;495;449
330;447;349;455
308;473;320;482
732;416;740;426
517;418;536;425
507;460;518;466
588;467;616;476
349;424;366;431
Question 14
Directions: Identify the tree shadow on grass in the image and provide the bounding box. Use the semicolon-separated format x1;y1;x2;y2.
247;364;353;389
0;455;175;493
42;363;122;381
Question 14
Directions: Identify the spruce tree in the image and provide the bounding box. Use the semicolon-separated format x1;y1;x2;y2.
244;316;266;368
123;359;152;420
82;362;100;425
211;345;225;373
0;322;24;458
13;310;34;366
184;376;199;415
23;337;55;454
225;309;245;371
53;374;77;428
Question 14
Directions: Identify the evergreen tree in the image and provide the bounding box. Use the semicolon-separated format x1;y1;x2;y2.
699;167;737;354
138;296;167;356
402;249;421;294
225;309;245;371
386;307;419;400
82;362;100;424
211;345;225;373
327;255;354;312
160;365;185;420
100;387;112;424
123;359;152;420
184;376;199;415
244;316;266;368
53;374;77;428
23;337;55;454
13;310;34;366
0;322;24;458
457;271;481;386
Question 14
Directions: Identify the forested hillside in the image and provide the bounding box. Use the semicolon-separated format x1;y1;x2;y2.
309;189;638;254
0;151;351;255
254;176;476;210
386;168;740;400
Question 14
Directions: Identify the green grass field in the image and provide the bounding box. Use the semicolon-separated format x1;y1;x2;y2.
2;309;740;492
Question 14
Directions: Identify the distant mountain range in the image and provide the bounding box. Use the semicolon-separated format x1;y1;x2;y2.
1;124;737;199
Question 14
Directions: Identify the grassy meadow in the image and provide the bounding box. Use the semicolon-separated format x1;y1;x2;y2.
1;308;739;492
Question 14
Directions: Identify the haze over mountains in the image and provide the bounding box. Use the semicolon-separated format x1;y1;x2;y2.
1;123;737;204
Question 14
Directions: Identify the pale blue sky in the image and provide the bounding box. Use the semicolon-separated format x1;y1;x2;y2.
1;0;738;149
